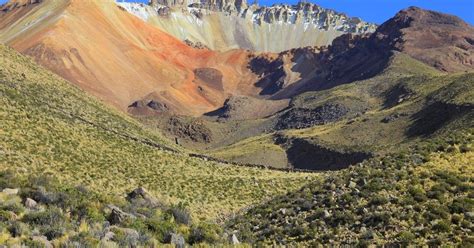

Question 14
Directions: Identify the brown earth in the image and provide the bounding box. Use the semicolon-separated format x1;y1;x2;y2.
0;0;261;116
1;2;473;120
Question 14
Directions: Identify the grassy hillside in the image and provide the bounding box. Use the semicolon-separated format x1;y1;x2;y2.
227;131;474;246
207;54;474;169
0;44;317;224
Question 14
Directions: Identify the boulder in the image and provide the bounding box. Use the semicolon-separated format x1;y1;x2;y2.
348;181;357;189
170;233;186;248
323;210;331;218
25;198;37;209
230;234;240;244
2;188;19;195
108;206;135;225
126;187;159;207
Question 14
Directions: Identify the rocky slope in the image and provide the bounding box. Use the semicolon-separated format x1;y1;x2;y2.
250;6;474;100
118;1;376;52
0;0;263;116
226;132;474;245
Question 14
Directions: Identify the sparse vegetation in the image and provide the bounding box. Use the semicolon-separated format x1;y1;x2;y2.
1;5;473;246
0;44;316;224
227;131;474;245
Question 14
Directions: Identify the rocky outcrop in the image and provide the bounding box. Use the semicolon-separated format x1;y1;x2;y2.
24;198;37;209
126;187;160;207
128;100;170;115
169;233;186;248
2;188;19;195
248;3;375;33
148;1;375;33
1;0;42;12
118;1;376;52
184;39;209;49
167;116;213;143
108;206;136;225
276;103;349;130
205;95;289;121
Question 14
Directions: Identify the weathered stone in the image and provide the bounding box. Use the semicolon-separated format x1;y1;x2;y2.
126;187;159;207
2;188;19;195
25;198;37;209
348;181;357;188
170;233;185;248
108;206;135;225
323;210;331;218
230;234;240;244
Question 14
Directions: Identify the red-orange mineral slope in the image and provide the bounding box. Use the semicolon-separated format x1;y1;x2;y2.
0;0;260;116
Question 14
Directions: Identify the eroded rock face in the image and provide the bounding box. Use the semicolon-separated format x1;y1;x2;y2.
108;206;136;225
149;1;375;33
118;1;376;52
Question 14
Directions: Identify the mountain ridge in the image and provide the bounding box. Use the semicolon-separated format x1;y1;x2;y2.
119;0;376;52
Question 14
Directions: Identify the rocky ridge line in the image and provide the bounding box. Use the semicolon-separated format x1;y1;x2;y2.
147;0;376;33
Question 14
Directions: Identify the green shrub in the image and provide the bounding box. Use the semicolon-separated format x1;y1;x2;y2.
0;210;16;222
369;195;389;206
170;206;191;225
424;203;450;221
188;222;222;244
398;230;416;245
22;238;46;248
0;202;25;214
145;219;176;242
8;221;29;237
450;197;474;214
23;207;65;226
408;186;427;202
43;225;65;240
432;220;451;232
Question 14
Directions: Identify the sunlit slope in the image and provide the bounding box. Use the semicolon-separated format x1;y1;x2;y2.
0;0;260;116
0;44;317;220
207;54;474;169
227;133;474;245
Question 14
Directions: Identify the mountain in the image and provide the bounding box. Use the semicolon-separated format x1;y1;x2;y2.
248;6;474;100
0;0;262;116
119;0;376;52
1;1;474;246
138;6;474;169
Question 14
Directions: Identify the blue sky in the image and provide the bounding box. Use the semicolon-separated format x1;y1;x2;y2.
1;0;473;24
